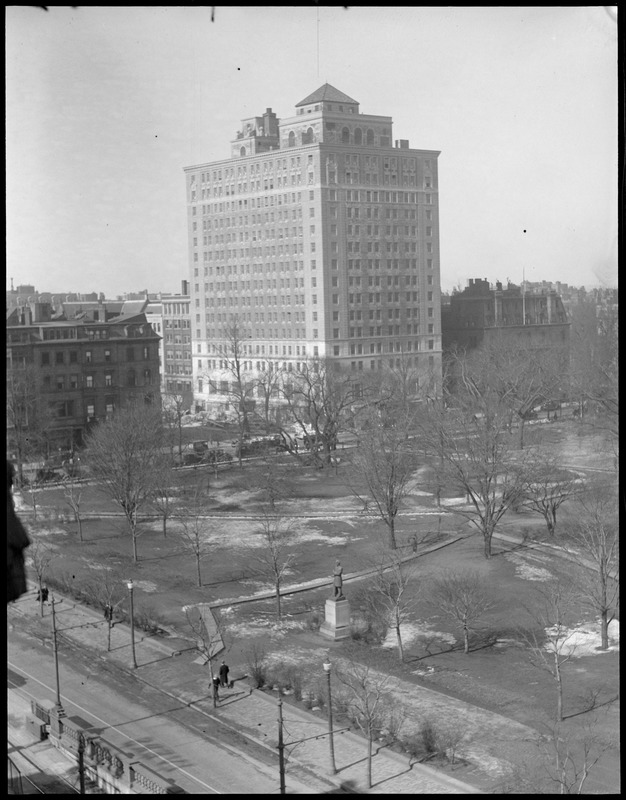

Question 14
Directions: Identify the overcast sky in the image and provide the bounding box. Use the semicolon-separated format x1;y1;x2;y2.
6;6;617;297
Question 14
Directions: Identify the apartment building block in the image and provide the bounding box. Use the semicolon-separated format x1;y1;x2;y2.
6;302;161;453
184;84;442;414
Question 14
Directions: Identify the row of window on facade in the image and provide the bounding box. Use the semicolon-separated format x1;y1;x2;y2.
42;370;153;390
39;346;151;367
349;355;436;372
52;398;115;419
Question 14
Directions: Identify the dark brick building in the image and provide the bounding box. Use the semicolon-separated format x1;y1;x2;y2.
441;278;569;352
6;302;161;454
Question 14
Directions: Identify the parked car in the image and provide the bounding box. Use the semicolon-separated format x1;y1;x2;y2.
519;408;538;420
540;400;560;412
179;452;205;466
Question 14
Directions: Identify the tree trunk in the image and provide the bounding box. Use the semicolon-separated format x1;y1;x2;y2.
76;512;84;542
367;726;373;788
395;622;404;662
107;619;112;652
275;580;282;620
388;518;397;550
208;657;217;708
463;622;469;654
38;577;44;617
483;529;493;559
130;517;139;563
162;513;167;538
519;418;526;450
599;608;609;651
196;555;202;588
554;653;563;721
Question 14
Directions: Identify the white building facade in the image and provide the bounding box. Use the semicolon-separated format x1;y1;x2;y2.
184;84;442;415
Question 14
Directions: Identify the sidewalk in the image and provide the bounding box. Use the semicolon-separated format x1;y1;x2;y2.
8;691;80;794
9;586;482;793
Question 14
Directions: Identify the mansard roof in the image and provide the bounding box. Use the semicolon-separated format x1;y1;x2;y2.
296;83;359;107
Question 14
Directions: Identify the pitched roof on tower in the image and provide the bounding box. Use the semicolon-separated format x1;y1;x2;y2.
296;83;359;107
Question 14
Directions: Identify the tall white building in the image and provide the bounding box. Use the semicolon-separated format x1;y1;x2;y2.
184;84;441;414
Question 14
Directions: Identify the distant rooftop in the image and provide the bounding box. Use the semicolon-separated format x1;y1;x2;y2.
296;83;359;107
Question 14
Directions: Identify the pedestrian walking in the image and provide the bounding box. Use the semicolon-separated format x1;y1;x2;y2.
410;534;418;553
219;660;230;688
212;675;220;701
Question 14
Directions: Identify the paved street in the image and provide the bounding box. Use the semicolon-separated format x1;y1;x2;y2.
8;586;480;794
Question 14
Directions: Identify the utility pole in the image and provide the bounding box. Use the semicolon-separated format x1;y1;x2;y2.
277;698;286;795
50;595;65;717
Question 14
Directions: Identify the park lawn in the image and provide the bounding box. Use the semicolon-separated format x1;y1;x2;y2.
19;419;618;776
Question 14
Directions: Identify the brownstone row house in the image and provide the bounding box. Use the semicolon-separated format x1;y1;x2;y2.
6;301;161;458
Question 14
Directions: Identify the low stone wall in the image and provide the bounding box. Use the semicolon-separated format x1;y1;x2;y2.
44;705;185;794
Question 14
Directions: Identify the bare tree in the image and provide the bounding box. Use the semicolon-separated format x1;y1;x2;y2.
521;452;579;537
248;507;296;620
150;459;177;537
569;296;618;436
538;717;617;794
420;393;527;559
280;359;364;468
369;553;420;662
62;474;84;542
208;319;256;467
253;363;284;433
162;390;194;459
430;569;494;655
86;570;126;652
28;539;53;617
6;364;54;487
335;661;392;788
521;580;578;722
184;604;225;708
568;489;618;651
176;481;212;588
250;454;294;513
83;402;167;563
351;405;417;550
463;339;566;448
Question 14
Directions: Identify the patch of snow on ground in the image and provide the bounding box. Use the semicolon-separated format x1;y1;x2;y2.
545;619;619;657
131;580;158;593
382;620;456;649
504;551;552;581
225;616;308;638
439;497;470;507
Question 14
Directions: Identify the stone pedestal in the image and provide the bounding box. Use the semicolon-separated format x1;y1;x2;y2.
319;598;351;641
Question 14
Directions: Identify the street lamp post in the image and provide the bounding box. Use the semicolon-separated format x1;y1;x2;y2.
127;580;137;669
323;659;337;774
50;595;65;716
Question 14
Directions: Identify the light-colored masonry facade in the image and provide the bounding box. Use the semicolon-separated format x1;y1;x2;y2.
184;84;442;413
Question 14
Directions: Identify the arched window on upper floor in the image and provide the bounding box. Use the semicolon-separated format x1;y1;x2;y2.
341;127;350;144
302;127;314;145
366;129;375;145
288;131;296;147
354;128;362;145
240;146;246;157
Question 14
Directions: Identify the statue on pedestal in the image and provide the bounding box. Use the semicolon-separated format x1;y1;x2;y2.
333;560;345;600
